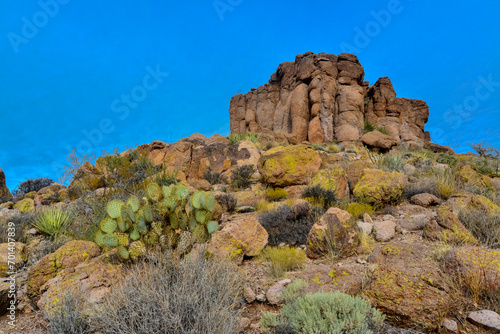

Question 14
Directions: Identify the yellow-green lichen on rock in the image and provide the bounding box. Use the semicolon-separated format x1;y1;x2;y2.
353;168;408;205
13;198;35;213
457;164;494;190
259;145;322;187
27;240;101;297
309;164;349;198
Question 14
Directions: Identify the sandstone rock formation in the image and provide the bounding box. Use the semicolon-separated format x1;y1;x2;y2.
0;169;12;203
229;52;429;146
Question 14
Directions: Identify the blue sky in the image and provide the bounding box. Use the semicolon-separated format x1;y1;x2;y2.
1;0;499;190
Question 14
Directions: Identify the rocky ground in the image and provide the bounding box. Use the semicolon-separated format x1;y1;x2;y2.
1;131;500;333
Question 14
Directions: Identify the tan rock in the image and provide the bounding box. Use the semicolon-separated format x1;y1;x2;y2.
361;130;398;149
0;242;26;277
309;164;349;198
0;169;13;203
353;169;408;205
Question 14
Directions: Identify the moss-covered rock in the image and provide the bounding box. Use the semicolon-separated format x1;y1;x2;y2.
306;208;357;259
259;145;322;187
0;242;26;277
68;162;106;199
353;168;408;205
13;198;35;213
364;242;450;331
309;164;349;198
27;240;101;297
457;164;494;190
423;204;477;245
37;253;122;314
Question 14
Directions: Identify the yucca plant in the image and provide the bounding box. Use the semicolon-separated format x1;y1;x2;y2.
31;208;73;238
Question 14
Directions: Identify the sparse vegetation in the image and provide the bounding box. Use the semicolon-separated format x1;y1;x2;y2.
261;280;385;334
364;120;389;135
219;194;237;213
265;187;288;201
44;291;91;334
59;149;96;185
259;246;306;278
154;168;179;186
301;185;337;210
347;202;374;219
93;250;243;334
203;167;224;185
231;164;256;189
228;132;261;145
458;207;500;248
259;203;315;246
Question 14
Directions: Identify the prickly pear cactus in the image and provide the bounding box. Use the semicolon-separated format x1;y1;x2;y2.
94;183;220;261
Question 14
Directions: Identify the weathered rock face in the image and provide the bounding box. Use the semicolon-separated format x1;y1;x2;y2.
229;52;429;146
0;169;12;203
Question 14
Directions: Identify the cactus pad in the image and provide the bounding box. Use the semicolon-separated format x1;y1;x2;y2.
191;191;203;209
127;195;140;212
100;218;118;234
106;200;124;219
147;183;161;201
117;246;130;260
176;184;189;200
193;224;209;243
143;205;153;223
103;234;119;247
177;231;192;255
114;232;129;247
205;193;216;212
144;231;159;245
129;241;146;260
207;221;219;235
127;204;136;223
130;228;141;241
94;230;105;247
195;210;207;224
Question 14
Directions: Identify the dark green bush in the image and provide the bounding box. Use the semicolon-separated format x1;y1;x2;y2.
204;167;224;185
259;203;315;246
219;194;237;213
12;177;54;197
231;164;255;189
301;185;337;209
437;154;458;167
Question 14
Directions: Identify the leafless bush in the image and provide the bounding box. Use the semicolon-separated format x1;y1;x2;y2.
44;291;91;334
93;249;243;334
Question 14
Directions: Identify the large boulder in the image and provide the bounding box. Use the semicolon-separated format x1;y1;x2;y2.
13;198;34;213
259;145;321;187
229;52;429;146
0;242;26;277
208;214;268;263
364;242;450;331
37;253;123;313
423;203;476;245
353;169;408;205
306;208;357;259
456;164;494;190
361;130;398;150
309;164;349;198
135;140;169;166
68;162;106;197
0;169;12;203
27;240;101;297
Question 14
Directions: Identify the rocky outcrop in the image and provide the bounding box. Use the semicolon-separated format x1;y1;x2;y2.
229;52;429;146
0;169;12;203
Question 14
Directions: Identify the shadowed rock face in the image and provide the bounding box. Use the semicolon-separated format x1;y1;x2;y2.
229;52;429;146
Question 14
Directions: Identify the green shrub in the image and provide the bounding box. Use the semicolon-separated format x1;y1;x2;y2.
228;132;261;144
231;165;255;189
94;250;242;334
327;143;342;153
261;280;385;334
12;177;54;197
436;154;458;167
301;185;337;210
31;208;73;238
265;188;289;202
364;120;388;135
376;154;404;172
312;144;327;152
347;203;374;219
259;246;306;278
154;169;179;186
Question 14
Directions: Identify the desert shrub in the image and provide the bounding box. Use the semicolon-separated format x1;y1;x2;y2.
266;188;289;201
231;164;255;189
44;291;91;334
219;194;237;213
12;177;54;197
259;203;315;246
228;132;261;145
256;200;277;213
458;207;500;248
358;232;376;255
301;185;337;210
347;202;374;219
364;120;388;135
436;153;458;167
203;167;224;185
429;242;453;262
432;170;457;199
261;280;385;334
327;143;342;153
94;250;243;334
468;142;500;177
402;177;440;200
59;149;96;185
259;246;306;278
376;154;404;172
312;144;327;152
0;212;33;243
31;207;73;238
154;169;179;186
